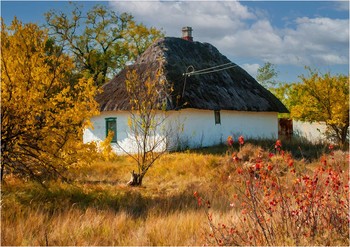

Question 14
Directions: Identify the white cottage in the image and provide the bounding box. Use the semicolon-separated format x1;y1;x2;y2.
83;27;289;154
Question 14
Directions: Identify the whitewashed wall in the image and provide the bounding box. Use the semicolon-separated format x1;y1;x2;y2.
83;111;153;154
83;109;278;154
167;109;278;149
293;120;328;143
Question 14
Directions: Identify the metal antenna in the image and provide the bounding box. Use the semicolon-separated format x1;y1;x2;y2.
182;65;194;97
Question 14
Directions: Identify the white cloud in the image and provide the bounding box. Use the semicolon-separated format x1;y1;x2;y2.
241;63;260;78
109;1;255;39
281;17;349;65
215;20;283;57
293;17;349;44
109;1;349;67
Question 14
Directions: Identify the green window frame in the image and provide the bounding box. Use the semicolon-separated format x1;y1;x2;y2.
214;110;221;125
105;117;117;143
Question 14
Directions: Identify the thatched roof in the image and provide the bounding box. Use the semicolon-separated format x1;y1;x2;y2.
97;37;289;113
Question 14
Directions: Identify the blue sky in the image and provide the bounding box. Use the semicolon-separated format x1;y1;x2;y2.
2;1;349;83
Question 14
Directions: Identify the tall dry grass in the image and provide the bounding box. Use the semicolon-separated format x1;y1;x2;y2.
1;152;223;246
1;140;348;245
2;206;205;245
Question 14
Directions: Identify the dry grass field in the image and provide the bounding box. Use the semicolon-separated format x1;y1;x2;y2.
1;139;349;246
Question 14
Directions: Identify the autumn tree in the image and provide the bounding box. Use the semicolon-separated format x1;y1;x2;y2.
289;68;349;146
120;67;171;186
1;19;99;182
45;3;164;86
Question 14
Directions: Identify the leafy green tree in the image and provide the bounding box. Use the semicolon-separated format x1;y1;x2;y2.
289;68;349;146
1;19;99;182
256;62;278;89
45;4;164;86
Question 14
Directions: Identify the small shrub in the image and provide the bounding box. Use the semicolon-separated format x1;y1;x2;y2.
196;138;349;246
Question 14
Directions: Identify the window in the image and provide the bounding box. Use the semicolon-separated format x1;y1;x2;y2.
214;110;221;125
105;118;117;143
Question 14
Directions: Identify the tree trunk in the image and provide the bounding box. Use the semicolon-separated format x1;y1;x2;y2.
126;170;143;186
340;126;349;148
330;124;348;147
0;162;4;182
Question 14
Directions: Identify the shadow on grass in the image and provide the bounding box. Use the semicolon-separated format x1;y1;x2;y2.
3;181;201;219
75;179;121;186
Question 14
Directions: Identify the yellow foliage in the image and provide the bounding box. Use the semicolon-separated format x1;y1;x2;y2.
99;131;118;161
289;68;349;145
1;18;99;181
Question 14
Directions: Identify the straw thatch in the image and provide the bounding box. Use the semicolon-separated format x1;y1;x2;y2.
97;37;289;113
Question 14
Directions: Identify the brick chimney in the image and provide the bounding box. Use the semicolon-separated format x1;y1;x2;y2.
182;26;193;41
